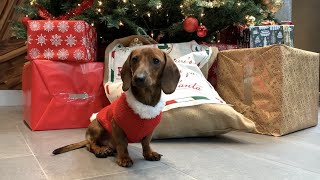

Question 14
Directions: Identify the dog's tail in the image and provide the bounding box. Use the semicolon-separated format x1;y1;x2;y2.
52;140;88;155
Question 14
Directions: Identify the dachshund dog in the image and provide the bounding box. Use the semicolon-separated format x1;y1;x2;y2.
52;47;180;167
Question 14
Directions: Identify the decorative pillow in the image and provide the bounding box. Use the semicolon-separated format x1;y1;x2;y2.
104;37;257;138
153;104;256;139
104;36;216;85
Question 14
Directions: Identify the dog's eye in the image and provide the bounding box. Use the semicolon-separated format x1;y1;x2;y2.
153;58;160;65
131;57;138;63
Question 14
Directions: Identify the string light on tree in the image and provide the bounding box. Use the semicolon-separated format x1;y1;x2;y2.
30;0;36;5
12;0;282;44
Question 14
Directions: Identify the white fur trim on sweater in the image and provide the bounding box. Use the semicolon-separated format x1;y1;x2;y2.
125;89;165;119
90;113;97;122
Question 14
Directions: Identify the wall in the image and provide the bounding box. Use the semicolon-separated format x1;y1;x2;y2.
292;0;320;53
275;0;292;21
274;0;319;53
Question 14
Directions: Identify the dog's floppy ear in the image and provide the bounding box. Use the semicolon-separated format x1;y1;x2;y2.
161;52;180;94
121;52;132;91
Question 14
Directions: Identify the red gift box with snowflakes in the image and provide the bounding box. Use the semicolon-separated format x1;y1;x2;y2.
26;20;97;61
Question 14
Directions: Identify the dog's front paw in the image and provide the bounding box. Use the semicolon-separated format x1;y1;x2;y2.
144;151;162;161
116;156;133;167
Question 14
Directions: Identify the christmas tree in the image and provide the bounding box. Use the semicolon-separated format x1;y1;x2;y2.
12;0;283;45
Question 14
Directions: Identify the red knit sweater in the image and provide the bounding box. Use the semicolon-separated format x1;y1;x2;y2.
97;93;162;143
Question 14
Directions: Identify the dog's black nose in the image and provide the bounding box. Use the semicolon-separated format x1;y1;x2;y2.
134;74;145;84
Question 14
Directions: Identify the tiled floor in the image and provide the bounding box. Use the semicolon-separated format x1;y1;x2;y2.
1;106;320;180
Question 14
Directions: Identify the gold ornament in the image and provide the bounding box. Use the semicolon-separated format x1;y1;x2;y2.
245;15;256;26
261;0;271;5
262;0;284;14
269;0;283;13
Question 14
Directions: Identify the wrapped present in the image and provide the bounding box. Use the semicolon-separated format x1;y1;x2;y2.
26;20;97;61
238;25;294;48
204;43;238;87
216;45;319;136
217;25;246;45
22;60;108;131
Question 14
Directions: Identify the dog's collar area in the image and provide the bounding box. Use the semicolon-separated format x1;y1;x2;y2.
125;89;165;119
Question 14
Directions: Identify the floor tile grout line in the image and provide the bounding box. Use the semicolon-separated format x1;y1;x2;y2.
130;147;198;180
0;154;33;160
159;162;200;180
217;144;320;176
75;164;165;180
16;125;50;180
128;144;199;180
77;163;199;180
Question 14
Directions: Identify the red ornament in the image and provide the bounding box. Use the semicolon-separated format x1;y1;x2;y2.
22;16;31;26
183;16;199;33
197;24;208;37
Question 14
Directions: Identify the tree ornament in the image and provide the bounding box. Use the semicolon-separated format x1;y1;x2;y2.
261;0;283;14
269;0;283;13
245;15;256;26
197;24;207;37
183;16;199;33
22;16;31;26
261;0;272;5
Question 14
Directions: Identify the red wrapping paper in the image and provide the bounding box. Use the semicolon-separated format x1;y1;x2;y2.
22;60;109;130
26;20;97;62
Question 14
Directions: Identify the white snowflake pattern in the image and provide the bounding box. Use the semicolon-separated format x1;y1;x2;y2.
87;49;92;60
73;49;84;60
27;35;33;44
81;37;88;47
36;34;47;46
74;22;85;33
43;21;55;32
43;48;54;59
50;34;62;47
29;48;40;59
65;34;77;47
57;48;69;60
89;29;93;39
57;21;69;33
29;21;40;31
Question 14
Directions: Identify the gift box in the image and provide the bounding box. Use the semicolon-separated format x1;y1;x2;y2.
239;25;294;48
216;45;319;136
204;43;238;87
217;25;246;45
22;60;108;131
26;20;97;61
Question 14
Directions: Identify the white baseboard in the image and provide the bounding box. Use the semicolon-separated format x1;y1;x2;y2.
0;90;23;106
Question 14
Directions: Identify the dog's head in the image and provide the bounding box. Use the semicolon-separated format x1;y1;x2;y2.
121;47;180;94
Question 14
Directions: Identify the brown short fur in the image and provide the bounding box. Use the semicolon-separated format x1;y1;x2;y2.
52;48;180;167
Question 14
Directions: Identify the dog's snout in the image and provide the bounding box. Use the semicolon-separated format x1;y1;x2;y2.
134;74;146;85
